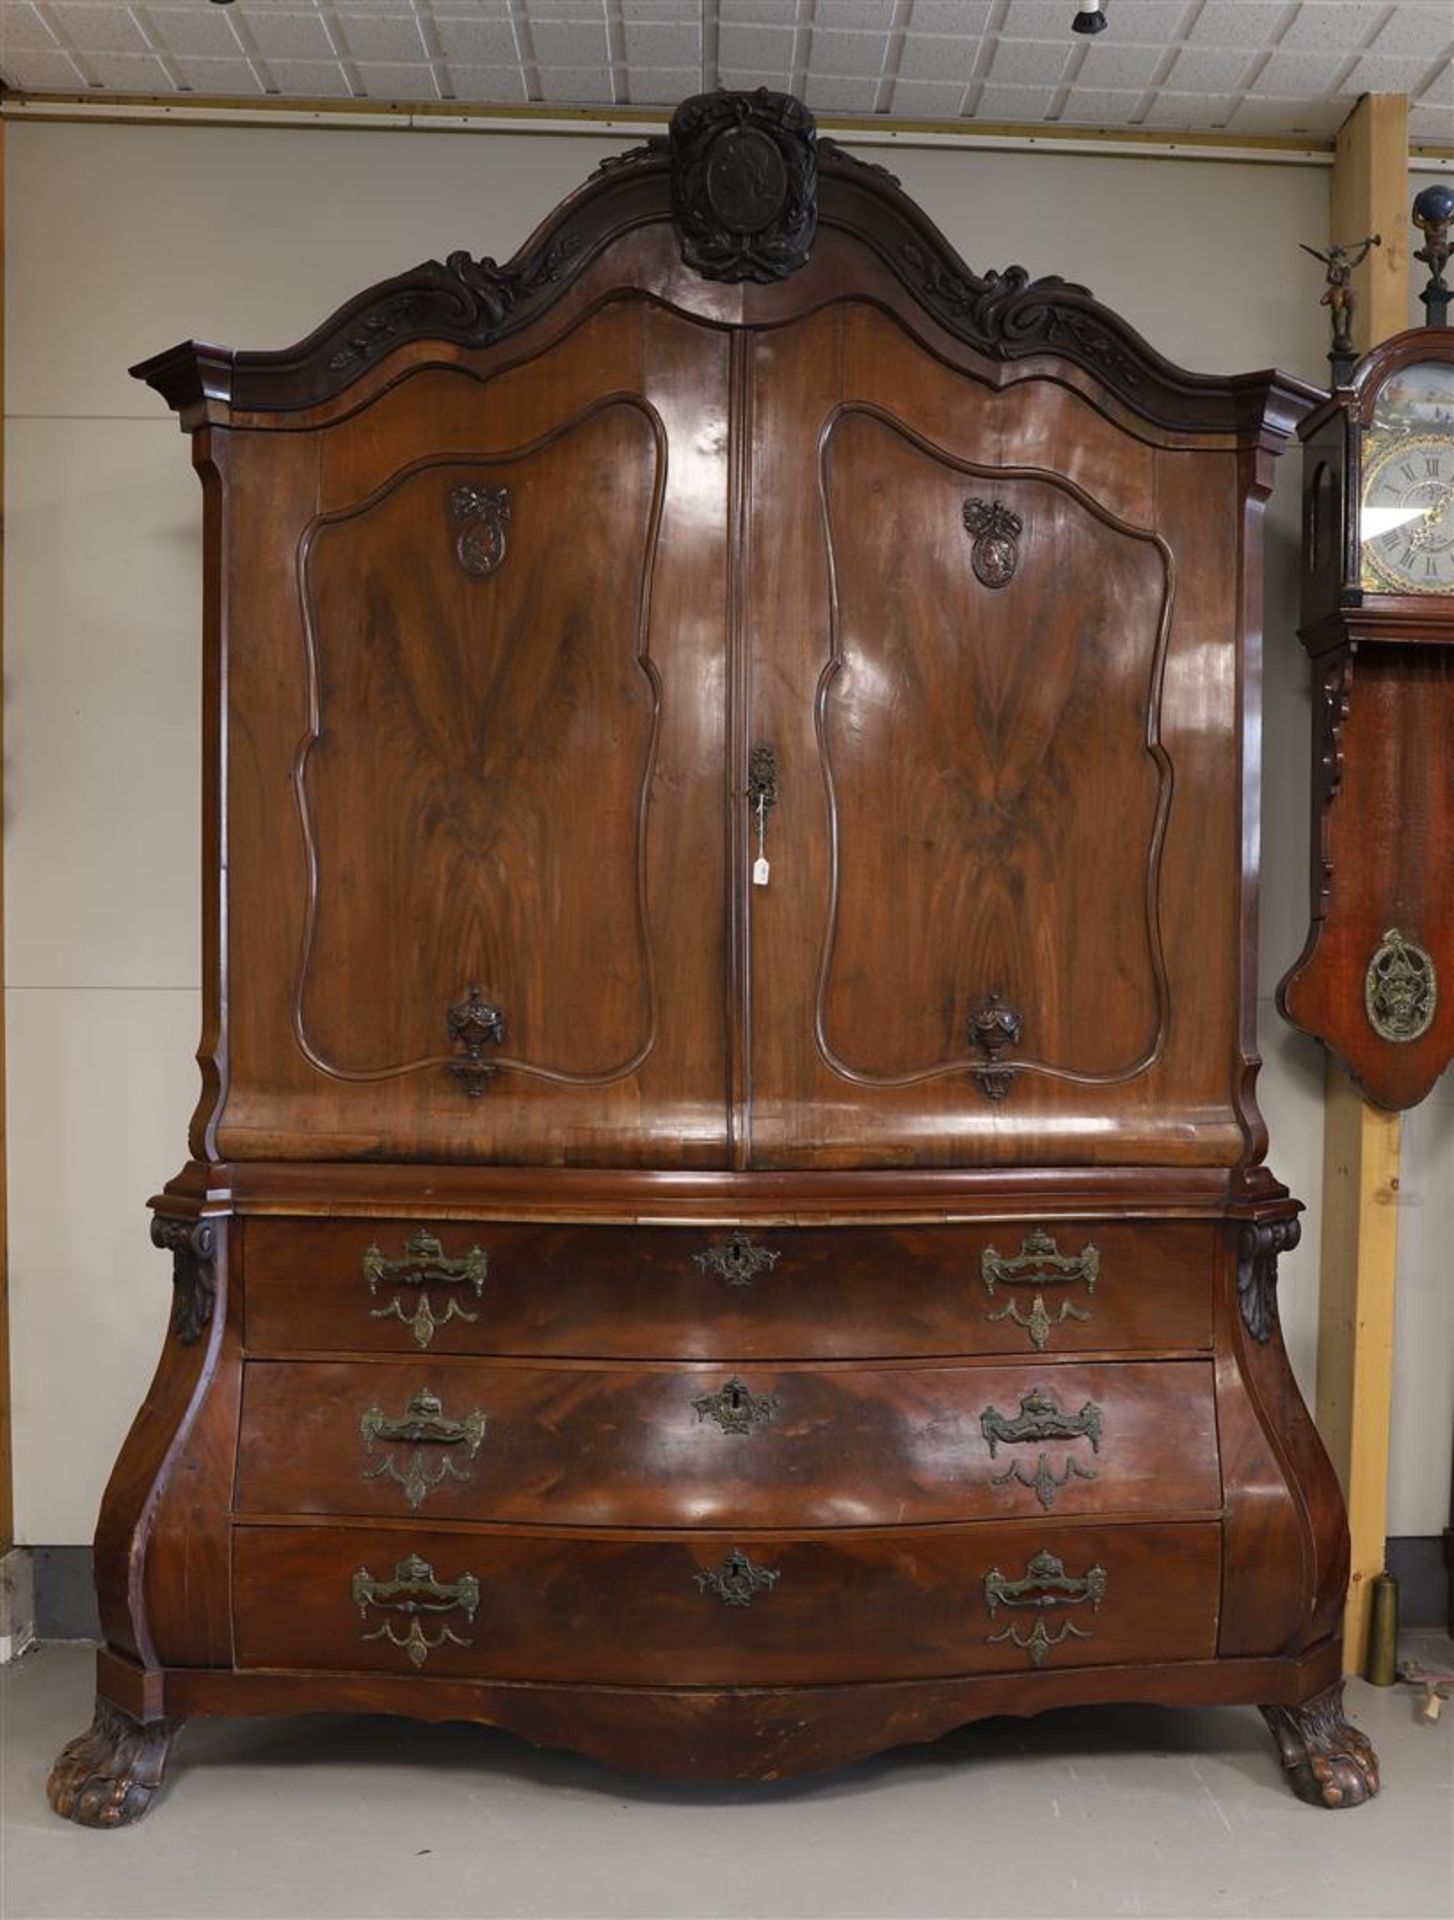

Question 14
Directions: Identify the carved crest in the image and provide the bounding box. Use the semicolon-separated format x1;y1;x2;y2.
963;497;1023;588
449;484;511;577
669;89;817;284
1364;928;1437;1044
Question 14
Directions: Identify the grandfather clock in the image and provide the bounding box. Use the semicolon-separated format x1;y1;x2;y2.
1280;186;1454;1110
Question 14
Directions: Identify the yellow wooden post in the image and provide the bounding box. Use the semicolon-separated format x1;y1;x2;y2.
1318;92;1408;1676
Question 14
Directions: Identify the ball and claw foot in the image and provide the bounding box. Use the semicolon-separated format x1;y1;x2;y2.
47;1697;183;1827
1260;1682;1380;1809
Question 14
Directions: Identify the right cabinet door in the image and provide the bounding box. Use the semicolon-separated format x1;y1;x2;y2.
743;301;1246;1168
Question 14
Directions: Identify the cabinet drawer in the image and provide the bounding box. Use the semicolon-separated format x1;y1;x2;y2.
243;1218;1214;1361
233;1519;1221;1687
236;1358;1220;1530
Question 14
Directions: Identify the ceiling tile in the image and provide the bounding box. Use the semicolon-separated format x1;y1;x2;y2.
1059;87;1147;126
899;32;981;80
1410;100;1454;140
1164;45;1258;91
353;59;438;97
816;0;896;28
804;71;880;109
243;12;338;60
1341;51;1440;94
719;0;807;18
260;57;352;95
528;19;609;64
1074;42;1164;89
808;29;887;76
1185;2;1288;49
907;0;992;30
719;23;797;67
0;1;56;50
993;0;1086;34
435;15;519;62
988;36;1071;85
444;61;529;101
1139;89;1238;128
1366;4;1454;59
430;0;513;14
331;13;429;63
620;0;701;17
1226;93;1350;136
622;20;699;65
525;0;608;18
173;54;265;93
974;80;1058;119
1090;0;1193;42
141;6;245;58
719;64;793;89
0;43;84;86
891;76;968;115
1251;50;1350;95
45;2;153;53
82;50;173;87
626;65;701;101
1279;1;1388;51
536;63;616;100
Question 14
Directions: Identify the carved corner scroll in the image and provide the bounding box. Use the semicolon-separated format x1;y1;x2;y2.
449;484;511;577
668;88;817;283
1236;1215;1301;1345
150;1214;218;1347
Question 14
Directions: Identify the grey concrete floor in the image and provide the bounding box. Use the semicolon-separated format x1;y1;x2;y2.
1;1640;1451;1920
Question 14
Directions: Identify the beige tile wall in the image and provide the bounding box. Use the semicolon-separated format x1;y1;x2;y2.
4;119;1448;1543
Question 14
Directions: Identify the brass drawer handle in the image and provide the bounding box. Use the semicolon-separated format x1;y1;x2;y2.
979;1227;1099;1352
980;1386;1102;1512
983;1547;1107;1668
693;1230;781;1289
353;1553;480;1669
362;1229;489;1350
360;1387;488;1510
693;1376;778;1434
695;1547;779;1607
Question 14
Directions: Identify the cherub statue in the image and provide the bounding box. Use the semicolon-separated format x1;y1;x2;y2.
1300;235;1381;360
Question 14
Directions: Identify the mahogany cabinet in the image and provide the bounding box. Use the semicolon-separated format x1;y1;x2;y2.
49;90;1378;1825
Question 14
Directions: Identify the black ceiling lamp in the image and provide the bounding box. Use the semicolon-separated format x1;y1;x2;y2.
1072;1;1108;32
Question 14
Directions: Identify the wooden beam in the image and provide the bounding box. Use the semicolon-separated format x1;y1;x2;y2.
1318;92;1408;1676
0;113;11;1554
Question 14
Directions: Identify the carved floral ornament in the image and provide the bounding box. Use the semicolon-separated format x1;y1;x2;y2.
668;88;818;283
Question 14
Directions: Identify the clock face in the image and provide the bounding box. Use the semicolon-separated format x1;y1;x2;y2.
1359;358;1454;595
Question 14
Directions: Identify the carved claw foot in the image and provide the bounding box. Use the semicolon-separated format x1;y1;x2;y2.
47;1698;183;1827
1260;1682;1380;1809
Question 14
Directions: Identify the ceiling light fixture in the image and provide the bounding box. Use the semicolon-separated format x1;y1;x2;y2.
1071;1;1108;33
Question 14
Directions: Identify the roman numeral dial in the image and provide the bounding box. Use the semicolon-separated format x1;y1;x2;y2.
1361;434;1454;594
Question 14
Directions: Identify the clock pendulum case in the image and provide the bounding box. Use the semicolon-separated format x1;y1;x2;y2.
1280;185;1454;1111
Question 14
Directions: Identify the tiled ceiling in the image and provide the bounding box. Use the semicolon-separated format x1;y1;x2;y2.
2;0;1451;144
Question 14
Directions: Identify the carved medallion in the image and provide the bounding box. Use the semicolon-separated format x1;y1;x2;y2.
1364;928;1437;1043
963;497;1024;588
669;89;817;283
449;484;511;578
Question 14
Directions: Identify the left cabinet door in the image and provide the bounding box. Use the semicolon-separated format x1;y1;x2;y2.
216;302;734;1165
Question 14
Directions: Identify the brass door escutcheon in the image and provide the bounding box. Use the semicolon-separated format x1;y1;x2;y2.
695;1547;779;1607
693;1375;779;1434
983;1547;1107;1666
362;1229;489;1350
693;1230;781;1288
359;1386;488;1510
979;1227;1099;1351
352;1553;480;1669
1364;927;1437;1042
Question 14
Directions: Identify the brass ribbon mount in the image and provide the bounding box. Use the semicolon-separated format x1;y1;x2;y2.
362;1229;489;1350
980;1385;1102;1511
360;1386;488;1509
983;1547;1108;1668
979;1227;1100;1352
353;1553;480;1669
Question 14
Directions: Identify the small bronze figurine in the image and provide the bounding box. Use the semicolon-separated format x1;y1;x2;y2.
1413;183;1454;329
1300;234;1381;380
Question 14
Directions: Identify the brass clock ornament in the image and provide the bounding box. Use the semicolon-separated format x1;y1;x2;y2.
1279;188;1454;1111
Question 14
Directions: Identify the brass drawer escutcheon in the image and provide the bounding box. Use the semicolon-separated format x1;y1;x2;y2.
983;1547;1108;1668
693;1375;779;1434
979;1228;1100;1352
352;1553;480;1669
359;1387;488;1510
695;1547;779;1607
980;1386;1102;1511
361;1230;489;1350
693;1230;781;1289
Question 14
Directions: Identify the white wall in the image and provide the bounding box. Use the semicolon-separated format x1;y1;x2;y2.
5;120;1449;1544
